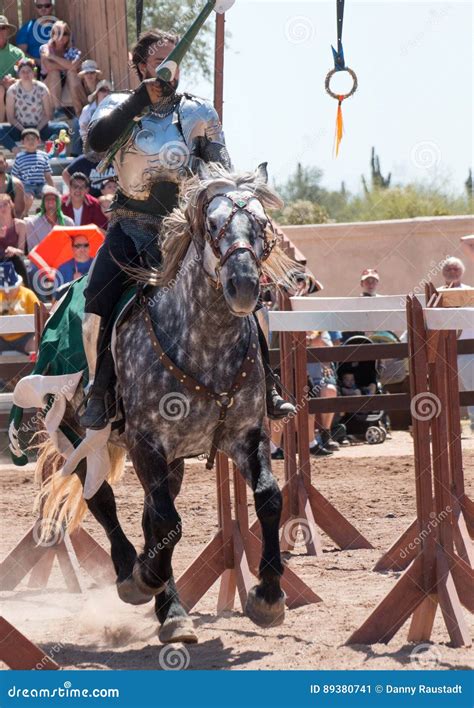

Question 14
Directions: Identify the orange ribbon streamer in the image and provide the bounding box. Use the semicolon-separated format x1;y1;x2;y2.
334;94;345;157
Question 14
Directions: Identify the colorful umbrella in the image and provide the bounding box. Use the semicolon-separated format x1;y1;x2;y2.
28;225;104;279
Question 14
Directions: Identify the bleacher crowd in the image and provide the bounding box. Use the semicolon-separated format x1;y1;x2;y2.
0;3;116;315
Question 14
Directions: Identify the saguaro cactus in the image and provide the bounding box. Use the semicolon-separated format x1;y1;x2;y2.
362;147;391;193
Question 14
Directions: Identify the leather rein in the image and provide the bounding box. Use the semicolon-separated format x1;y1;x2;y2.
142;192;273;469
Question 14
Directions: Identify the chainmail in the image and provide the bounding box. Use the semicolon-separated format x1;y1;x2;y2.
150;92;183;119
109;207;163;262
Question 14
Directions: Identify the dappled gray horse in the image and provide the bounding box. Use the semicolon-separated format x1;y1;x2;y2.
42;164;294;644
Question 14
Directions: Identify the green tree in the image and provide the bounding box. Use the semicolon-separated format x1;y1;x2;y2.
275;200;329;226
277;162;324;203
340;185;471;222
127;0;213;80
317;185;351;222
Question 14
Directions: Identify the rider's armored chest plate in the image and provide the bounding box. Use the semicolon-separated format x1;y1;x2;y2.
116;111;190;201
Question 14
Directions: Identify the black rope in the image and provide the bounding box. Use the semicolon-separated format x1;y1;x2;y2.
136;0;144;39
332;0;346;70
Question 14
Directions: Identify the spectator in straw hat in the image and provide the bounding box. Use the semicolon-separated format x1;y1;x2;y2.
78;59;102;98
78;79;112;144
0;15;25;122
360;268;380;297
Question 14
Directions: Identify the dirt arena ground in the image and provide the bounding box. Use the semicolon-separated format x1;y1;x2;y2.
1;428;473;671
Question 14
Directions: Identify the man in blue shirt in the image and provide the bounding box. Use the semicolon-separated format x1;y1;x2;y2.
55;235;93;295
16;1;56;62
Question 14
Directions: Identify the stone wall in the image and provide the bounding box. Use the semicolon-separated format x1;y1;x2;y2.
282;216;474;296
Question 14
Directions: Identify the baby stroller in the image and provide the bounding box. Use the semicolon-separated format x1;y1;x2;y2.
336;334;390;444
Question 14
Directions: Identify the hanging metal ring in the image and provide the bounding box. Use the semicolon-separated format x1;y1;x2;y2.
325;66;358;100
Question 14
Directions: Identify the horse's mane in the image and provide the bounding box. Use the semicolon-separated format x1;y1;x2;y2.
130;164;299;290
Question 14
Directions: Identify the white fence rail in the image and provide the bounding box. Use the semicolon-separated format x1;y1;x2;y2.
0;315;36;336
271;296;474;333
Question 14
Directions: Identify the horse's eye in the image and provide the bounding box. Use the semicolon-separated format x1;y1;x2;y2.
208;217;218;230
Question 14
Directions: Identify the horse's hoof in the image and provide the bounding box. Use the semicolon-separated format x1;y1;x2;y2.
158;616;198;644
245;586;286;628
132;561;166;597
116;577;154;605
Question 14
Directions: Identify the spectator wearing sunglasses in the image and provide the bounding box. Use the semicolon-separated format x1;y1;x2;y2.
16;2;56;63
55;234;93;292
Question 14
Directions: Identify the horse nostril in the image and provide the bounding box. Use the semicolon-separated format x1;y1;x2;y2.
228;276;237;297
229;274;259;300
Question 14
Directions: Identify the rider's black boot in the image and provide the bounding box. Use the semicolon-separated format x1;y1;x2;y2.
78;320;116;430
254;313;296;420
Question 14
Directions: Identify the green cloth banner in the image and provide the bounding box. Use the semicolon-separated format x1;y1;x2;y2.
9;278;89;465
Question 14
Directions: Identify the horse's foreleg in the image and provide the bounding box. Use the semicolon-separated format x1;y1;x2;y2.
233;426;285;627
74;461;152;605
155;575;197;644
128;437;182;595
128;443;196;642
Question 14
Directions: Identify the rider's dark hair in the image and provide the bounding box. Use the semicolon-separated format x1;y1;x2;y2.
132;30;179;81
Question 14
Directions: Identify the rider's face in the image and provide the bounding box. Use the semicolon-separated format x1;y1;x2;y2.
140;40;180;84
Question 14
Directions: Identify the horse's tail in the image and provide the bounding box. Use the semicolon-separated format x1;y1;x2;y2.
34;437;126;536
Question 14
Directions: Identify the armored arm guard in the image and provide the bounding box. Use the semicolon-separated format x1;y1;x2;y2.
194;136;232;169
180;96;232;170
87;84;151;154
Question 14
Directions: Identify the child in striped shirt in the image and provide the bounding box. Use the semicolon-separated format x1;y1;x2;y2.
11;128;54;213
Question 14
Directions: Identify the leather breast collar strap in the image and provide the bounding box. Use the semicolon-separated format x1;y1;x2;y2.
142;305;259;469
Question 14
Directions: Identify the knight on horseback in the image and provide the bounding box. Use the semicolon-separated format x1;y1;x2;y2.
79;28;296;430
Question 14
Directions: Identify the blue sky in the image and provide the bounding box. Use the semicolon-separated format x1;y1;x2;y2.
182;0;473;194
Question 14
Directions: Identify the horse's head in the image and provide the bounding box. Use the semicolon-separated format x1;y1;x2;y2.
194;163;282;316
